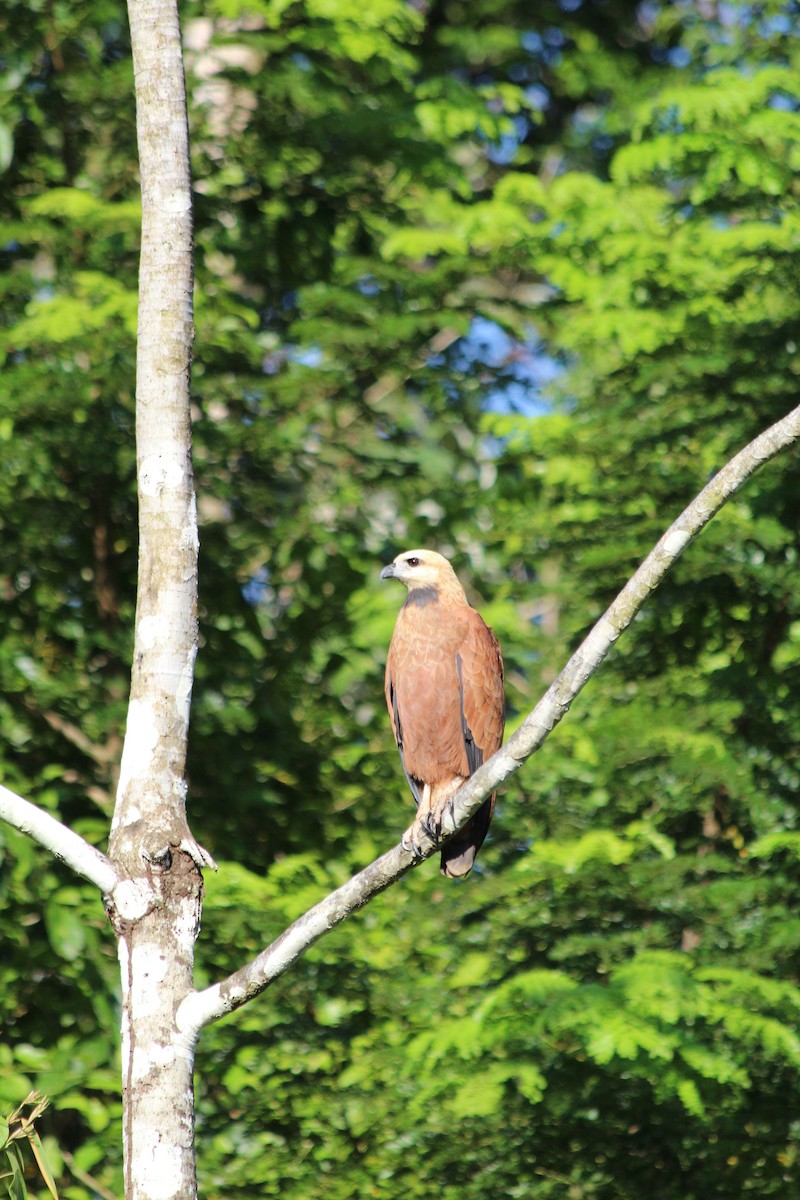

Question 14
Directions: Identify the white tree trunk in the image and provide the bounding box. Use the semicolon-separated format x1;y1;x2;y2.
107;0;205;1196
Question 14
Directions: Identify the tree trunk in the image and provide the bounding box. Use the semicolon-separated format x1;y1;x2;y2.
114;869;201;1200
108;0;204;1195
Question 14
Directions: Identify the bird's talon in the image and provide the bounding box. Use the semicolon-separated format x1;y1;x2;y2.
421;812;437;840
402;827;422;858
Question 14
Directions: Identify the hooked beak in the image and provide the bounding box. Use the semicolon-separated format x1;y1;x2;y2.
379;562;396;581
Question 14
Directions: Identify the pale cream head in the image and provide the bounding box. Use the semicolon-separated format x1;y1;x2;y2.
380;548;465;595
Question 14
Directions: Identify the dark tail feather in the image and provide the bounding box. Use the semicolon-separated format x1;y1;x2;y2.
440;794;495;879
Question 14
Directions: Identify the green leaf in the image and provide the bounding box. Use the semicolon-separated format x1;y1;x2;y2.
5;1144;27;1200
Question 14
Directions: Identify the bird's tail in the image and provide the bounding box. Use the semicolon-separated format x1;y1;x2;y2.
440;794;495;878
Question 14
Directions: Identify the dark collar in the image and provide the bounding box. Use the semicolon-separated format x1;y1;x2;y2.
403;586;439;608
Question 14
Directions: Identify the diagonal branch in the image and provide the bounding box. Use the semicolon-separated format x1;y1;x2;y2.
28;703;121;766
0;783;118;894
176;402;800;1038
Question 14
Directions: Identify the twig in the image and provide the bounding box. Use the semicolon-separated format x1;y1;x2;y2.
62;1149;119;1200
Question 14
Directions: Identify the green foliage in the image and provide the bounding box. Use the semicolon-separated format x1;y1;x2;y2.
2;1;800;1198
0;1094;60;1200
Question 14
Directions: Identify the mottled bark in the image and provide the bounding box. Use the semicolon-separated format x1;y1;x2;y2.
113;860;201;1200
106;0;206;1196
110;0;199;873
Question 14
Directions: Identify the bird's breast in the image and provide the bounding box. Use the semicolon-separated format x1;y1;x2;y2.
394;596;468;652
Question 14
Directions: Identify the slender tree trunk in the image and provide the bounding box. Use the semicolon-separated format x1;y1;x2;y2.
107;0;204;1195
115;869;201;1200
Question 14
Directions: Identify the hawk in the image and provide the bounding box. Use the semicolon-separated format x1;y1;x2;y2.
380;549;505;877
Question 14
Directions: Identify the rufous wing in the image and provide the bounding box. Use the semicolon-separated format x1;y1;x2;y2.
440;609;504;877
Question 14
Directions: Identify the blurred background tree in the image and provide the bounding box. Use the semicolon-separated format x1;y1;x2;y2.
1;0;799;1195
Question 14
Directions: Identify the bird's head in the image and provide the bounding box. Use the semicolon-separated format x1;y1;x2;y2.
380;549;465;599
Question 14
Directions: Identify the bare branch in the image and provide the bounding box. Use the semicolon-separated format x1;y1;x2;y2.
33;705;121;766
0;783;118;894
177;402;800;1036
177;845;416;1035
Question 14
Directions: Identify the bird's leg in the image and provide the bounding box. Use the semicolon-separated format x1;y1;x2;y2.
444;797;458;839
427;778;466;841
402;784;435;858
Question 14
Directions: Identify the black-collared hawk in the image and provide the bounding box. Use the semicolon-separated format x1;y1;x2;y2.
380;549;505;877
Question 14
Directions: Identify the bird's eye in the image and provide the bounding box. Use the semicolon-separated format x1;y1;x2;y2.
406;556;420;567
